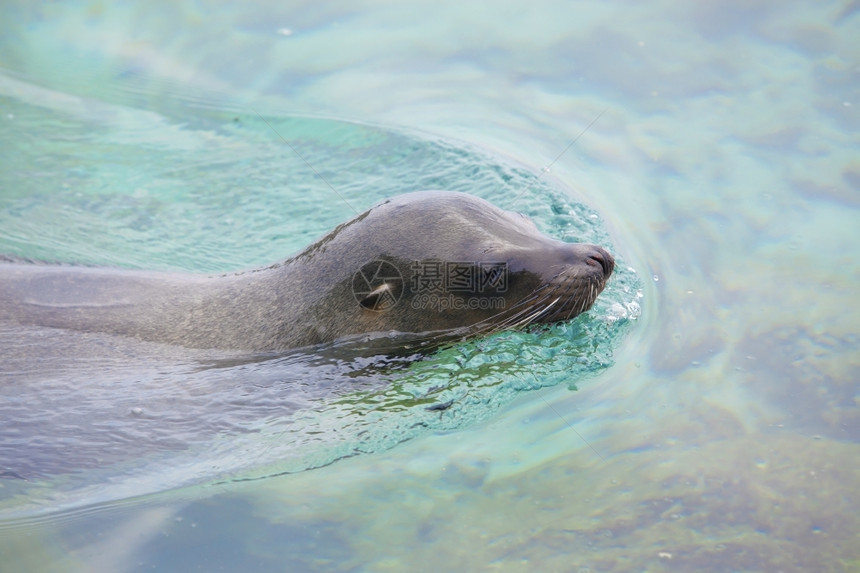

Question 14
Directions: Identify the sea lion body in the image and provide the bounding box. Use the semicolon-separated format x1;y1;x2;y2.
0;192;614;351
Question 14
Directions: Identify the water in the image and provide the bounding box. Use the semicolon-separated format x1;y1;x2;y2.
1;1;858;572
0;103;638;513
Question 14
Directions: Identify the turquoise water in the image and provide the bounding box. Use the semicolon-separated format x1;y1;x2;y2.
0;103;639;513
1;1;858;572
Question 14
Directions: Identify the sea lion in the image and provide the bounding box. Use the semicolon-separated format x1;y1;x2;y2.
0;191;614;352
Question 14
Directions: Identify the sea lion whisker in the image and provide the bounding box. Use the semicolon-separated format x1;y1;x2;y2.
462;297;549;336
493;293;560;330
519;300;561;327
465;288;556;331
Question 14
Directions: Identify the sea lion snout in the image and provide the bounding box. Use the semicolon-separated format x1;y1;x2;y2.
553;242;614;279
586;245;615;278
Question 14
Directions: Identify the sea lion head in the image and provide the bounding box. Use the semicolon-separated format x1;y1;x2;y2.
295;191;615;348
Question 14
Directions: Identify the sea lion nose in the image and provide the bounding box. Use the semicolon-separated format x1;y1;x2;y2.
588;246;615;278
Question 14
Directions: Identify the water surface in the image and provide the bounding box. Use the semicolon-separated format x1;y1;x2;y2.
0;0;857;571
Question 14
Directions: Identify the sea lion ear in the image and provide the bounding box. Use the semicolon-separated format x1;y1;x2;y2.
359;283;391;310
